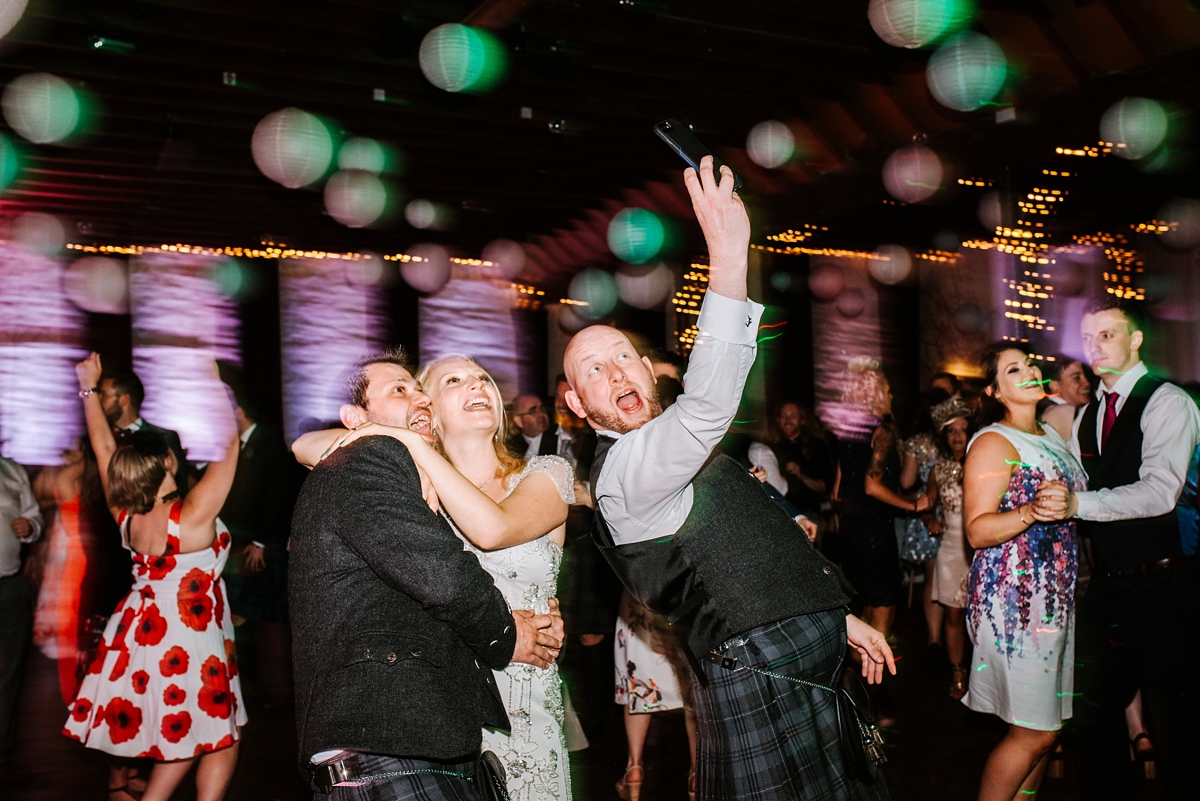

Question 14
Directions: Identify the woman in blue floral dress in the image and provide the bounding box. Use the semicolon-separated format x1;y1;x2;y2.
962;343;1085;801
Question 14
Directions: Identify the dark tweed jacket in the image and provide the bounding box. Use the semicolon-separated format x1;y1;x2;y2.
289;436;516;767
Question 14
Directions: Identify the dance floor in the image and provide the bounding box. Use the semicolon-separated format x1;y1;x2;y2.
7;601;1166;801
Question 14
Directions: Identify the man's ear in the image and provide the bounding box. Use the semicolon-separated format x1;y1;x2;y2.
641;356;658;384
340;404;369;429
564;389;587;420
1130;329;1144;354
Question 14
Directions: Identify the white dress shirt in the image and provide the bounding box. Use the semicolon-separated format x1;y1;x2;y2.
747;441;788;495
1068;360;1200;522
594;291;764;545
521;431;543;458
0;456;44;578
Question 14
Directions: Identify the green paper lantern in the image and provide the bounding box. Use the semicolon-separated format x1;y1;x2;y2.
926;32;1006;113
608;208;667;264
869;0;976;49
419;24;508;94
1101;98;1168;161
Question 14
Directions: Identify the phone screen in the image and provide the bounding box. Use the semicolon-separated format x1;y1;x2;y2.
652;119;742;190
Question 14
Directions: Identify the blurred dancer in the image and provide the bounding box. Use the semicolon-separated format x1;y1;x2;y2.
0;454;42;764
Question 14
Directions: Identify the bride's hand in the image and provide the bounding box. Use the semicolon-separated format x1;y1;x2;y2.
417;464;439;513
320;421;431;462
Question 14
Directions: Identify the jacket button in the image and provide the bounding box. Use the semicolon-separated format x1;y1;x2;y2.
385;652;397;664
364;648;372;658
411;649;422;657
823;566;831;575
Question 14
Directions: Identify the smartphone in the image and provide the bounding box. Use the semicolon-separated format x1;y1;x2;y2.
653;119;742;190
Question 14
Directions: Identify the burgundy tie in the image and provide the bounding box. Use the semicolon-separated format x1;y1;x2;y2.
1101;391;1120;450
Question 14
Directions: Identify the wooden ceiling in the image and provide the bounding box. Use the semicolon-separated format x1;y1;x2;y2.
0;0;1198;287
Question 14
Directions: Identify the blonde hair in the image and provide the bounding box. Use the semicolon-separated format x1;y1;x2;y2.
841;356;889;414
415;354;526;485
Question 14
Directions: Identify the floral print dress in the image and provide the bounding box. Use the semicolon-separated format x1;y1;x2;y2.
962;424;1085;731
63;502;246;759
900;432;941;563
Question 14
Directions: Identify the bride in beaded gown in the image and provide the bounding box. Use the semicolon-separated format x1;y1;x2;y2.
297;354;573;801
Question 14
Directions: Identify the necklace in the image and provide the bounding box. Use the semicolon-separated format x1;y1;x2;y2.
477;474;498;490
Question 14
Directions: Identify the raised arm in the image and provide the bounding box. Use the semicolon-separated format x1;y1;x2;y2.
75;353;117;502
292;427;347;468
178;367;239;532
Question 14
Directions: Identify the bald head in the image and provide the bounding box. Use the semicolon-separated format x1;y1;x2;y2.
563;325;662;434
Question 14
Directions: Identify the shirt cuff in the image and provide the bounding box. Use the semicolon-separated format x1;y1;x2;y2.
696;291;764;346
251;540;265;549
1074;491;1102;521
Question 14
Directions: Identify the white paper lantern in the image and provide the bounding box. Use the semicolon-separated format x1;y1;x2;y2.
63;256;129;314
871;245;913;284
324;170;388;228
401;244;452;294
338;137;387;174
569;269;618;319
1158;197;1200;250
419;24;508;94
870;0;955;49
616;262;672;310
808;264;845;300
0;0;27;41
882;145;943;203
481;239;527;280
251;107;333;188
12;211;65;255
1101;98;1168;161
746;120;795;169
837;289;867;318
926;32;1006;113
2;72;81;144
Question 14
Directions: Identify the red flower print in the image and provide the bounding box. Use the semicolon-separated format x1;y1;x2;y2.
104;698;143;745
138;745;165;760
71;698;92;722
159;646;189;677
109;649;130;682
214;580;225;626
224;639;238;678
177;569;214;631
164;534;179;555
161;711;192;743
134;604;168;647
62;727;82;742
169;502;182;524
146;553;176;581
112;607;136;647
87;640;108;675
131;670;150;695
93;704;104;727
139;585;156;601
163;684;186;706
197;656;232;719
213;734;234;750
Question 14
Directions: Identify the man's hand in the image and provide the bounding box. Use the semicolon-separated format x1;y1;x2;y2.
682;155;750;301
1032;481;1073;521
796;516;818;542
785;461;803;479
76;352;102;391
510;609;562;670
10;517;31;539
845;614;897;685
579;634;605;647
241;544;265;575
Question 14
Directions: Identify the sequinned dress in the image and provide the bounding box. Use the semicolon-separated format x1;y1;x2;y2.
63;502;246;758
900;432;941;563
963;424;1085;731
452;456;574;801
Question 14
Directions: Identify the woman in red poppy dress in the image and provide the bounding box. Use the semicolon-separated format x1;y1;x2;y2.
63;353;246;801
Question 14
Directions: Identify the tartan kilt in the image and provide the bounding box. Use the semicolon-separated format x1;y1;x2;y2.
691;609;890;801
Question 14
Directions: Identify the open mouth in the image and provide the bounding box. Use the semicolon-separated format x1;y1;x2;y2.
408;411;432;434
615;388;643;414
463;396;490;411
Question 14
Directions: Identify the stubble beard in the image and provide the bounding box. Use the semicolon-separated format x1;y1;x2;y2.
583;391;664;434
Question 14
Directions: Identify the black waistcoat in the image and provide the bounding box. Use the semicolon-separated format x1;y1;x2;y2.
1077;374;1181;573
590;436;852;660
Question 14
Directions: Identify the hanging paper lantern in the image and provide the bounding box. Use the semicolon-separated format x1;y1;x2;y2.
882;145;943;203
616;262;673;310
871;245;913;285
337;137;388;174
569;269;619;320
12;211;65;255
210;259;261;302
926;32;1006;113
2;72;82;144
558;305;589;333
344;252;387;287
808;263;845;300
869;0;975;49
1101;98;1168;161
837;288;867;318
481;239;527;280
251;107;333;188
419;24;508;94
746;120;794;169
401;244;452;294
1158;197;1200;251
608;208;668;264
324;170;388;228
0;1;27;41
63;257;129;314
405;198;455;231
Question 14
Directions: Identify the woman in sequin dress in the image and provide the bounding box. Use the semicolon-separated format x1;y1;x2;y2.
962;344;1085;801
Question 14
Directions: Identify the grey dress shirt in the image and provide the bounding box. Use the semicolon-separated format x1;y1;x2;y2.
0;456;44;577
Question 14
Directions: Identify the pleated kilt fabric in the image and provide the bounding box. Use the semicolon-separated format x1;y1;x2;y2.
321;754;477;801
691;609;891;801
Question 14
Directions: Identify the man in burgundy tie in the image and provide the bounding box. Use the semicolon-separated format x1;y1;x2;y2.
1042;297;1200;800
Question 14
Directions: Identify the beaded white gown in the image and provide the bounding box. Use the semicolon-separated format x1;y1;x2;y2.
449;455;575;801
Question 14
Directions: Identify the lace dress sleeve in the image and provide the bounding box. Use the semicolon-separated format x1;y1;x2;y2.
512;455;576;505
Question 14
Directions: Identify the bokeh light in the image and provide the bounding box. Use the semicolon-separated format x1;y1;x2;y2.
1100;97;1168;161
0;1;27;41
569;269;619;319
746;120;795;169
882;145;943;203
405;198;455;231
63;256;129;314
0;132;18;190
978;189;1004;231
324;170;389;228
953;303;985;333
481;238;527;280
210;258;260;301
344;252;387;287
871;245;913;284
1158;197;1200;250
808;263;845;300
251;107;333;189
2;72;82;144
770;272;793;292
608;207;668;264
419;24;508;94
836;288;867;318
933;229;960;251
12;211;64;255
401;244;452;294
926;31;1006;113
337;137;390;174
558;305;589;333
868;0;975;49
616;262;673;310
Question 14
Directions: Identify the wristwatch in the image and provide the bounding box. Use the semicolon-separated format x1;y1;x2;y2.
78;386;98;397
